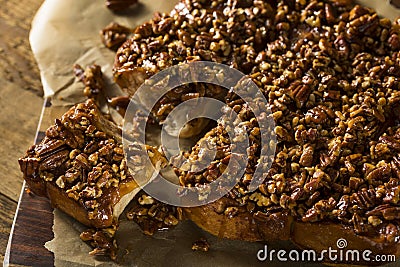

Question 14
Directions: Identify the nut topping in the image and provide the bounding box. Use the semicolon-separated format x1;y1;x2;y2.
169;0;400;241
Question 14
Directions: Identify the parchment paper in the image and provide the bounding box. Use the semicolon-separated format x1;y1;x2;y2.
358;0;400;21
29;0;178;104
47;209;314;267
29;0;400;266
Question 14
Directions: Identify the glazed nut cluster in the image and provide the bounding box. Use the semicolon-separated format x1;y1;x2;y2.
80;226;118;259
126;192;181;235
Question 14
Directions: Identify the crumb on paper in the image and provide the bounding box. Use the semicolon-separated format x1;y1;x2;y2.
192;238;210;252
105;0;139;12
100;22;133;51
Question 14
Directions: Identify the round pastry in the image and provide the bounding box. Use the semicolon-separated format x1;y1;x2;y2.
114;0;400;264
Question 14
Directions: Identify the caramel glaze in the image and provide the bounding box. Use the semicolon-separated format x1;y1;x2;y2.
21;164;139;229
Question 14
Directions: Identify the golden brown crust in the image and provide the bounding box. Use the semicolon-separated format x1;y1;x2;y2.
184;197;292;242
185;197;400;266
291;221;400;265
46;182;105;227
45;180;142;228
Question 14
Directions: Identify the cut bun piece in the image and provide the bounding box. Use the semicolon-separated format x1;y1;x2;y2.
19;99;165;228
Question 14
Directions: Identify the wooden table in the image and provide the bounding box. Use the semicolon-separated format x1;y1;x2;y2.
0;0;45;264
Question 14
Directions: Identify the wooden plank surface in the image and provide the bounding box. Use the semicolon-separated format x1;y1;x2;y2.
7;184;54;267
0;0;45;264
0;0;43;200
4;98;70;266
4;114;55;267
0;195;17;264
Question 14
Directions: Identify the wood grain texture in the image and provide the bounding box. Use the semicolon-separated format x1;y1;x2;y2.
0;0;45;263
0;0;44;201
0;194;17;265
7;188;54;267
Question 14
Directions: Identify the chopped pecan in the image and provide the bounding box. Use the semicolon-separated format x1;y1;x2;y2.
352;213;366;234
74;64;105;99
290;84;312;108
126;192;180;235
391;156;400;179
80;226;117;260
379;136;400;151
192;238;210;252
383;223;400;243
100;22;132;51
366;164;392;184
39;150;69;172
299;145;314;167
105;0;138;11
350;189;376;209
